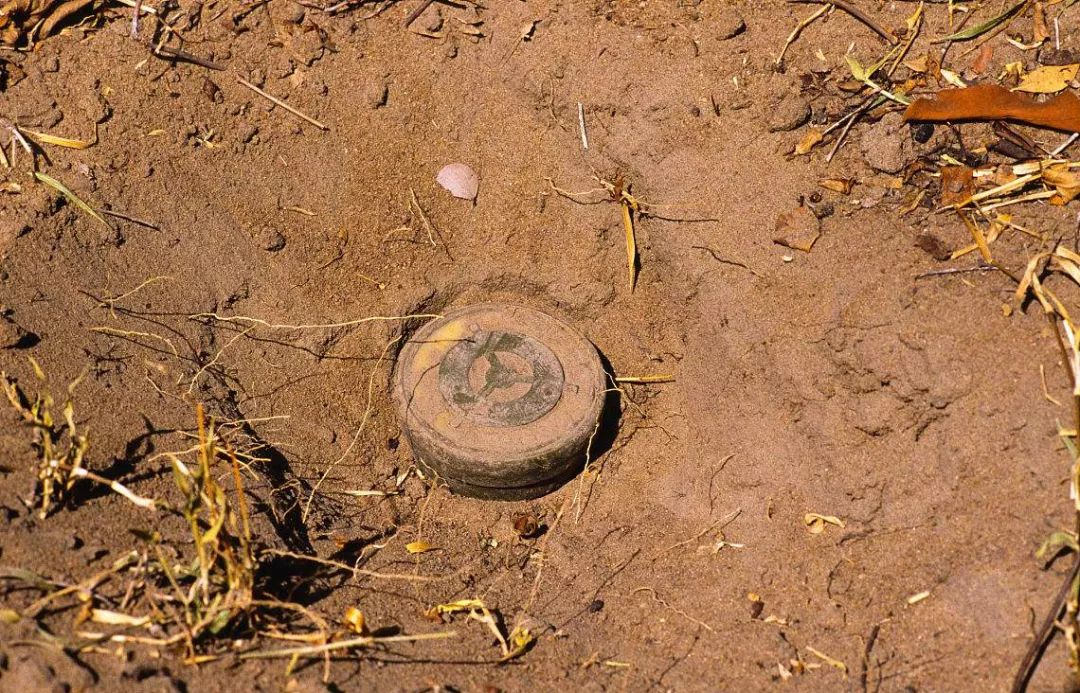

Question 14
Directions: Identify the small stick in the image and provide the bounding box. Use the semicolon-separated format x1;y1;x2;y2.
131;0;143;36
776;3;830;67
577;102;589;150
826;106;863;163
1051;133;1079;158
914;265;996;280
1011;555;1080;693
787;0;898;44
72;468;157;510
404;0;436;26
692;245;759;276
236;76;328;131
100;209;161;230
155;45;225;71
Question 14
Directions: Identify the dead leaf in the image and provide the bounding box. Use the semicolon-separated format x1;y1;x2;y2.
806;646;848;675
904;84;1080;133
0;0;93;46
406;540;433;554
794;128;823;156
939;69;967;88
343;607;368;635
903;54;928;74
804;513;844;534
773;206;820;253
819;178;855;195
1043;165;1080;204
1015;64;1079;94
940;165;975;206
970;43;994;76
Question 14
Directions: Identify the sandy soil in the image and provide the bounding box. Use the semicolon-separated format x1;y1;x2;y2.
3;1;1080;690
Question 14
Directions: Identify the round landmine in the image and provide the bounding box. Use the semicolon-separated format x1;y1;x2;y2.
393;303;606;500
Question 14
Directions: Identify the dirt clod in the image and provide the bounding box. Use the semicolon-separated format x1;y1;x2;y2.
767;94;812;133
860;112;911;174
715;8;746;40
257;227;286;251
0;312;33;349
364;78;389;109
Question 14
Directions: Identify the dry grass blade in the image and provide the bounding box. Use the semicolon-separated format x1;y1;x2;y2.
958;211;992;263
23;128;93;149
621;197;637;292
614;375;674;384
239;631;457;659
236;77;328;131
33;172;111;229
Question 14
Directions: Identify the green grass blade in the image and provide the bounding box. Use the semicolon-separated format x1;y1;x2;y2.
934;0;1027;42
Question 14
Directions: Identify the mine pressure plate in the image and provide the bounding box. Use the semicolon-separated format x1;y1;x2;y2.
393;303;607;500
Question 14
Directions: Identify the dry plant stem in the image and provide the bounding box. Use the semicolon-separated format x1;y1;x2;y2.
1011;523;1080;692
776;3;830;67
517;491;572;629
155;46;225;71
99;209;161;229
1010;304;1080;690
302;337;398;522
240;631;457;659
409;188;438;248
262;549;439;582
653;505;741;559
192;312;440;331
236;77;328;131
787;0;898;43
404;0;436;26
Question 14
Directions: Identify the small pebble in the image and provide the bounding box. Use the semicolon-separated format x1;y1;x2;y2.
259;227;286;252
201;78;222;103
364;79;389;109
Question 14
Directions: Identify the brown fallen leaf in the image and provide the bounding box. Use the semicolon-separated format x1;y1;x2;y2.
970;43;994;76
939;165;975;207
773;206;820;253
0;0;92;45
1043;165;1080;205
794;127;823;156
904;84;1080;133
819;178;855;195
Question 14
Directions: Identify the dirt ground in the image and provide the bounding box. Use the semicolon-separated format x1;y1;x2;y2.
3;0;1080;690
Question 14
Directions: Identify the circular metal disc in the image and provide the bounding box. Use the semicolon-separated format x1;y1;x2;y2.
394;303;606;500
